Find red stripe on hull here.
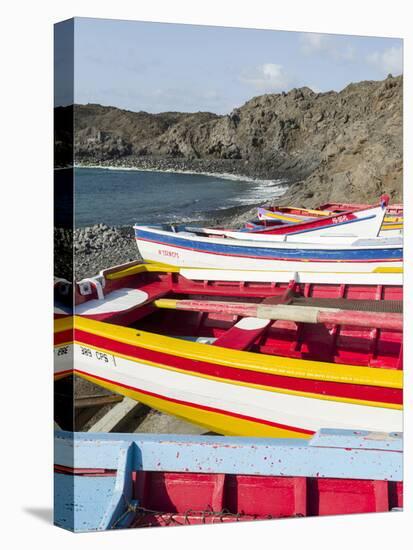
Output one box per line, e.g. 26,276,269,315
74,329,401,405
73,367,313,436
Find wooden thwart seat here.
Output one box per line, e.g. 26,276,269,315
212,317,271,351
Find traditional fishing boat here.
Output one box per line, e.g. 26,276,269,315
258,195,403,222
257,205,402,235
238,204,389,238
257,205,403,224
319,203,403,235
54,429,403,531
134,224,402,272
248,215,402,237
54,262,403,438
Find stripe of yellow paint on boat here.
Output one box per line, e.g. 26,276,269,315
70,339,402,411
140,260,402,276
55,316,73,333
381,223,403,231
373,266,403,273
71,317,402,390
106,262,179,280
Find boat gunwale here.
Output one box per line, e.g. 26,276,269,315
259,206,403,224
54,315,402,390
59,339,402,410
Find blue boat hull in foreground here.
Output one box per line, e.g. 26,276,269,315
54,429,402,531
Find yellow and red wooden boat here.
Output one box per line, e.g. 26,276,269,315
257,197,403,234
257,205,402,234
319,201,403,218
54,262,403,438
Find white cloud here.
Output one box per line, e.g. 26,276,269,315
300,33,355,61
367,46,403,75
300,33,328,54
240,63,291,92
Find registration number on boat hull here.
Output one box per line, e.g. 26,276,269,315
78,345,117,367
158,249,180,259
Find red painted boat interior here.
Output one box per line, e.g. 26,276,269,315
130,472,403,526
55,466,403,526
62,270,403,370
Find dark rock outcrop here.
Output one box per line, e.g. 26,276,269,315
55,75,402,205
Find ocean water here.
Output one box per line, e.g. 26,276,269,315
74,167,286,227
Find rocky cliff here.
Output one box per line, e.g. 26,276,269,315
56,75,402,205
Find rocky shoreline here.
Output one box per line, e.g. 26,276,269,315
73,224,140,280
75,156,295,185
55,201,259,281
56,75,402,207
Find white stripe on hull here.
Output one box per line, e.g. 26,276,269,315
55,343,402,434
136,239,402,273
179,268,403,285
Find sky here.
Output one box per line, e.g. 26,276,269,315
55,17,403,114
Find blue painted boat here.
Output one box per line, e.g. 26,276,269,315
54,429,403,531
134,224,403,273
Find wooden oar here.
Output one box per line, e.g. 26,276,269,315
154,298,403,331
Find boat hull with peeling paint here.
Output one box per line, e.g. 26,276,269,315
54,429,403,531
